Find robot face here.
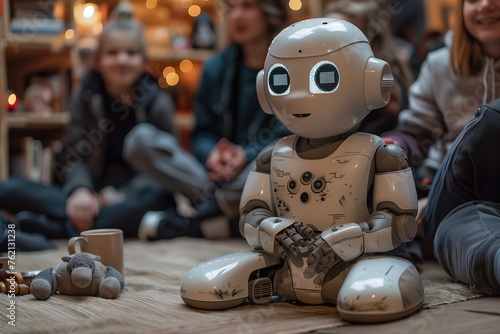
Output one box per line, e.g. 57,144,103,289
258,18,393,139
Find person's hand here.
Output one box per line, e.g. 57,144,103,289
205,141,225,180
66,188,100,232
220,140,246,179
416,197,428,232
206,139,246,182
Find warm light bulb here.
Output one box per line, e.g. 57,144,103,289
7,94,17,106
7,93,18,111
163,66,175,78
146,0,157,10
179,60,193,73
289,0,302,11
83,4,96,18
188,5,201,17
65,29,75,39
74,2,100,26
166,72,180,86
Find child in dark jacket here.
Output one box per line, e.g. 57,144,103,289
0,16,177,250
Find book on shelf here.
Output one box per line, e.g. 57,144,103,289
10,18,64,35
8,0,65,35
10,137,54,184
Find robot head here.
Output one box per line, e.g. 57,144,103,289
257,18,394,138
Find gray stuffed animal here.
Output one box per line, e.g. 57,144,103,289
30,252,124,300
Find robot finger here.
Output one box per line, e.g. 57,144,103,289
315,256,339,274
285,225,305,246
277,233,297,254
295,223,316,240
306,245,325,265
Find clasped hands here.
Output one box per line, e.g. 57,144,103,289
206,138,246,182
276,222,342,274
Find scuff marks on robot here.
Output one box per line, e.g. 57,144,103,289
276,198,290,216
338,295,389,312
209,287,244,300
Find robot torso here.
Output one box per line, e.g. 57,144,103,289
271,132,382,231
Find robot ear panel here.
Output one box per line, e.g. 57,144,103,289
364,57,394,110
256,69,274,115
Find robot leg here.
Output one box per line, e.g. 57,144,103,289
336,256,424,323
180,250,282,310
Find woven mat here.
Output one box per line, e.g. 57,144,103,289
3,238,483,333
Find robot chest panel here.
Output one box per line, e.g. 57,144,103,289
271,152,372,230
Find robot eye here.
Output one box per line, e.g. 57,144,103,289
268,63,290,96
310,61,339,94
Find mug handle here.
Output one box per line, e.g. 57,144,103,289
67,236,88,254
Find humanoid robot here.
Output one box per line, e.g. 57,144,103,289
181,18,424,323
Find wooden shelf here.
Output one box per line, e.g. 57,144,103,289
0,112,70,179
6,111,70,130
4,32,67,50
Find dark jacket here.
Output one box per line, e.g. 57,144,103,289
57,70,176,194
425,98,500,242
191,44,289,165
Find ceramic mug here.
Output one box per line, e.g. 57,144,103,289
67,228,124,275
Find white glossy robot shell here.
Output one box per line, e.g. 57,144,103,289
257,18,394,138
268,18,369,59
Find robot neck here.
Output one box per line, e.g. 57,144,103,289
296,136,343,159
296,128,357,159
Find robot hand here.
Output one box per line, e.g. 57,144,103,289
306,222,367,274
306,238,343,274
275,222,318,258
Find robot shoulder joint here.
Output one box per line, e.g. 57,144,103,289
256,145,274,174
375,144,409,173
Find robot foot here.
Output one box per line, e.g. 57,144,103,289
181,250,282,310
336,256,424,323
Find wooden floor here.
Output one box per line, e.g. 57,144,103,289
321,261,500,334
5,238,500,334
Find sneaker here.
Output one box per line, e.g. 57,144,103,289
138,211,167,241
138,209,202,241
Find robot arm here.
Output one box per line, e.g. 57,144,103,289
312,144,418,264
239,145,282,251
366,143,418,251
318,208,416,263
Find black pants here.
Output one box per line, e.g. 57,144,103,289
0,176,174,238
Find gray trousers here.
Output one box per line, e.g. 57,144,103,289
123,123,253,220
434,201,500,295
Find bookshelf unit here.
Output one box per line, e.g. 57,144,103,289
0,0,73,180
0,0,223,180
0,0,335,181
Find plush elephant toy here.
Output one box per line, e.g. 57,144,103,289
30,252,124,300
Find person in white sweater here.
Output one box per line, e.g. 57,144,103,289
383,0,500,240
384,0,500,183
